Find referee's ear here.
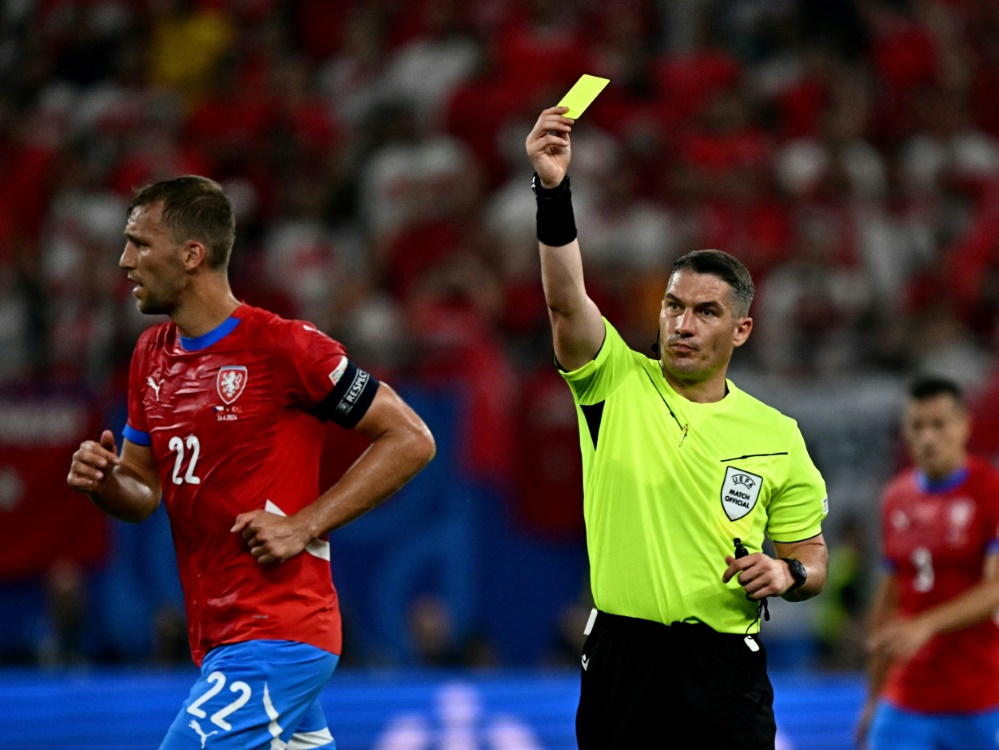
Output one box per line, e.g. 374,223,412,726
732,316,753,348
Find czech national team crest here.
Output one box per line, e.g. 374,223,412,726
720,466,763,521
217,365,248,405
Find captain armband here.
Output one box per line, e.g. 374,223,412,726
533,172,577,247
313,361,380,428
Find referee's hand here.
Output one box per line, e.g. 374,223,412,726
525,106,573,189
722,553,795,600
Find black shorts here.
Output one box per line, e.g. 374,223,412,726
576,611,776,750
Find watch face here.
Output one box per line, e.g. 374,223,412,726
784,558,806,589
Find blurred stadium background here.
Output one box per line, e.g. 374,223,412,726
2,0,999,746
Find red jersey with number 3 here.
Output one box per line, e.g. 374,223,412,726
880,457,999,712
125,304,377,666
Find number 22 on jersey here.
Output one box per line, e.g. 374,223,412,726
169,434,202,485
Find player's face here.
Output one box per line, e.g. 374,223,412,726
903,394,970,480
658,271,752,386
120,201,188,315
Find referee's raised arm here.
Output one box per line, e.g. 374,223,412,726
525,106,605,372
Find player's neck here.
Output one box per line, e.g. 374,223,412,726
171,277,241,339
921,457,968,484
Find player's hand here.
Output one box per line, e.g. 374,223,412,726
67,429,121,495
231,510,310,566
722,553,795,600
525,106,574,188
868,617,934,662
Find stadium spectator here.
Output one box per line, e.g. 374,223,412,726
35,559,94,667
374,0,480,128
66,176,435,748
857,376,999,749
146,0,235,109
754,209,872,376
406,593,498,668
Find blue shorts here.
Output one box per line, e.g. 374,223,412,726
160,640,338,750
869,701,999,750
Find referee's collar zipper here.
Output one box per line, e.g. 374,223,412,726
642,370,688,446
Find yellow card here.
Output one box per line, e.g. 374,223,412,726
557,75,610,119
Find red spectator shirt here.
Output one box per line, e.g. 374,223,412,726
880,457,999,713
124,304,378,666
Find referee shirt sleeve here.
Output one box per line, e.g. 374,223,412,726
767,423,828,543
559,318,635,405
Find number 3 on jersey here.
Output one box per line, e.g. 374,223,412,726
911,546,935,592
169,434,202,485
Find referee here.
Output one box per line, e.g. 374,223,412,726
526,107,829,750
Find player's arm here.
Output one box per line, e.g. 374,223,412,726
525,106,605,371
233,383,435,565
302,383,435,534
870,552,999,662
67,429,161,523
855,572,899,747
722,533,828,602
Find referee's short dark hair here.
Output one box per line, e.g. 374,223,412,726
909,374,965,406
128,175,236,271
670,249,755,317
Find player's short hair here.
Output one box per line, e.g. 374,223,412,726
669,249,755,317
128,176,236,270
908,375,965,406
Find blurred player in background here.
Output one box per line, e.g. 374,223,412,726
67,176,435,750
526,106,828,749
857,376,999,749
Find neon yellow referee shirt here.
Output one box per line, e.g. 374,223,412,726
561,319,828,634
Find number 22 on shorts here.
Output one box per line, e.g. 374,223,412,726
187,671,251,731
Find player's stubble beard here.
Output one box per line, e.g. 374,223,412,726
136,273,185,317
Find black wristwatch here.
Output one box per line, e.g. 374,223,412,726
780,557,807,593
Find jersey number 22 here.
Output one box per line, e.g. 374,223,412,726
169,434,202,485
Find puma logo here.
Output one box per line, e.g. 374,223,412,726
189,720,218,748
147,376,164,401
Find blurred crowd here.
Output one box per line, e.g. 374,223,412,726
4,0,999,387
3,0,999,668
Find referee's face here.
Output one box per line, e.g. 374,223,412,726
659,270,752,388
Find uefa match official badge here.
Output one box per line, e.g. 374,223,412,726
217,365,248,404
720,466,763,521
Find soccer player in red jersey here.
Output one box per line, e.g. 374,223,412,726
857,376,999,749
67,176,435,749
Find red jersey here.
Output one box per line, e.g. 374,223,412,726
125,304,378,666
880,457,999,713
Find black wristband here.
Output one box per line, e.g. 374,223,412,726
533,172,577,247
